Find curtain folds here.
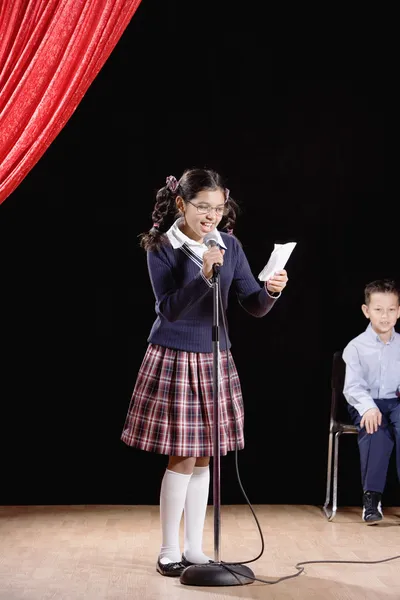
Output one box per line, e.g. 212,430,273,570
0,0,142,205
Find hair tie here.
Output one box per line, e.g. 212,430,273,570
152,223,159,228
226,228,233,235
166,175,179,193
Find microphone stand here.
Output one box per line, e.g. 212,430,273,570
180,266,255,587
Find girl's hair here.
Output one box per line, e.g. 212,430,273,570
139,168,239,251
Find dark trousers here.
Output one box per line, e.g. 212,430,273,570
348,398,400,493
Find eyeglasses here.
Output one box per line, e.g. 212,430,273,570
187,200,229,217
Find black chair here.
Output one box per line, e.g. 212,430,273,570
323,350,358,520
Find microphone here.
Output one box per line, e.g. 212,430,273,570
204,231,222,275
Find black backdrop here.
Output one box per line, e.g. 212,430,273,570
1,3,396,508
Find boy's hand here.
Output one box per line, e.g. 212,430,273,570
360,407,382,434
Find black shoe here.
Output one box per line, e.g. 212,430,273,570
362,491,383,524
156,557,186,577
181,553,214,567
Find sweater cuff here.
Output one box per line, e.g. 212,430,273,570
265,284,281,299
200,269,214,288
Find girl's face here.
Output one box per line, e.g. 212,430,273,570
177,189,227,243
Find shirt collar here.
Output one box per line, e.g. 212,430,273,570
165,217,227,250
366,322,396,344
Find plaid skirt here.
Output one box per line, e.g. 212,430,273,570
121,344,244,456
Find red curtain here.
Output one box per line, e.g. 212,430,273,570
0,0,142,205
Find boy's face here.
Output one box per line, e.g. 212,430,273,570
362,292,400,336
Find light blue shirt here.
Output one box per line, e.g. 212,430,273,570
343,323,400,416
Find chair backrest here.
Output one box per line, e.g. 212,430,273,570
330,350,353,426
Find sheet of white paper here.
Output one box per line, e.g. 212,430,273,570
258,242,297,281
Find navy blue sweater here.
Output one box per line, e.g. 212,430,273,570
147,233,278,352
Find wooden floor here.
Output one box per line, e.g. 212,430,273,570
0,504,399,600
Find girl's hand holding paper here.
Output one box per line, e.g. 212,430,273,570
266,270,288,294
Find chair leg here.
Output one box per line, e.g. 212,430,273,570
330,432,341,521
323,431,334,519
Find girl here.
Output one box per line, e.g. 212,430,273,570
121,168,288,576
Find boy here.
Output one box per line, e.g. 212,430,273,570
343,279,400,523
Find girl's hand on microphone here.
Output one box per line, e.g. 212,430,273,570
202,248,225,279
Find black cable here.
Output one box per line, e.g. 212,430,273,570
218,285,266,567
216,279,400,585
212,554,400,586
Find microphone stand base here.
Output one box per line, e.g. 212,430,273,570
180,562,255,587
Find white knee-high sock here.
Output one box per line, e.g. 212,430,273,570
159,469,191,563
184,466,212,564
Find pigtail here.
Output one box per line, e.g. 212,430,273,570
139,177,179,251
222,194,240,237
